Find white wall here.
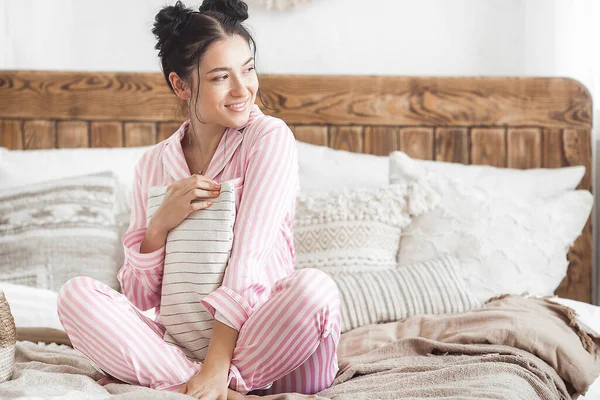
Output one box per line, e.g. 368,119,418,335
2,0,600,300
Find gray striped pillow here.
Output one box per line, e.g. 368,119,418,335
335,255,480,332
146,180,236,361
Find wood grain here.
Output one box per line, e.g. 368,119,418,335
364,127,399,156
0,120,23,149
329,126,363,153
507,128,542,169
0,72,591,128
542,128,565,168
293,126,328,146
91,122,123,148
398,127,434,160
563,129,592,190
124,123,157,147
57,121,89,148
471,128,506,167
435,127,469,163
158,122,182,143
23,120,55,149
258,75,592,127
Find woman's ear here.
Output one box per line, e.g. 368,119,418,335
168,72,191,100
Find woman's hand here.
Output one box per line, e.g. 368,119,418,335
150,174,221,234
179,367,228,399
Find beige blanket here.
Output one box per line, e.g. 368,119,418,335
2,296,598,399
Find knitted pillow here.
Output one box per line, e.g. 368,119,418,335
293,180,439,275
0,291,16,383
146,180,236,361
0,172,120,290
335,255,480,332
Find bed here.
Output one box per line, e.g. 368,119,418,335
0,71,597,399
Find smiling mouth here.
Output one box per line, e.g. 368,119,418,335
225,99,248,112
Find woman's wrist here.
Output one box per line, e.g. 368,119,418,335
140,222,168,254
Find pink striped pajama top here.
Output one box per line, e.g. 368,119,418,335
117,104,300,332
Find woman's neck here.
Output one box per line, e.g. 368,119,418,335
183,120,227,174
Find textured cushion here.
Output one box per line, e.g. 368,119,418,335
146,180,236,361
335,255,480,332
390,152,593,302
293,181,439,275
0,172,120,291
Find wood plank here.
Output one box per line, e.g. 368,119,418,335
471,128,506,167
398,127,434,160
0,72,591,128
507,128,542,169
0,120,23,149
23,120,55,149
435,127,469,163
158,122,182,143
91,122,123,148
364,126,399,156
557,218,592,303
124,122,157,147
542,128,565,168
293,126,328,146
57,121,89,148
258,75,592,127
563,129,592,190
329,126,363,153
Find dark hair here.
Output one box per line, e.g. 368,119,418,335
152,0,261,118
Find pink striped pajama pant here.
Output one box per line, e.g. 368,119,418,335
56,268,341,394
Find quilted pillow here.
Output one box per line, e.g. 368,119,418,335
390,152,593,302
0,172,120,291
335,255,480,332
146,180,236,362
294,180,439,275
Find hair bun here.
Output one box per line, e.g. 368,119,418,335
199,0,249,23
152,1,193,57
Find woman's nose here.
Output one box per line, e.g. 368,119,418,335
230,76,249,98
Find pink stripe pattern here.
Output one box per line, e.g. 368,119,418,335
57,105,341,394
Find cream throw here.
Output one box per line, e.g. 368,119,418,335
147,180,236,361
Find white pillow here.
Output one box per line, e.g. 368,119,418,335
0,146,150,218
391,153,593,302
390,151,585,197
296,141,388,191
0,282,62,330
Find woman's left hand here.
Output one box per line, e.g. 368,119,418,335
179,367,229,399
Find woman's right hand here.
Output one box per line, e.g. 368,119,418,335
149,174,221,234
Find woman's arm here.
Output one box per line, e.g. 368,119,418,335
200,120,299,331
118,159,166,311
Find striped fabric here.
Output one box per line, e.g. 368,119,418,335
335,255,480,332
117,105,300,333
146,181,236,361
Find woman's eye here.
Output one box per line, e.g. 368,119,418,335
246,66,255,73
214,75,228,81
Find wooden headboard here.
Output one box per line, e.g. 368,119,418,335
0,71,593,303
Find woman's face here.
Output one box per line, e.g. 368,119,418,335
190,35,258,129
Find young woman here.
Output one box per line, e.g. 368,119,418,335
56,1,341,399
